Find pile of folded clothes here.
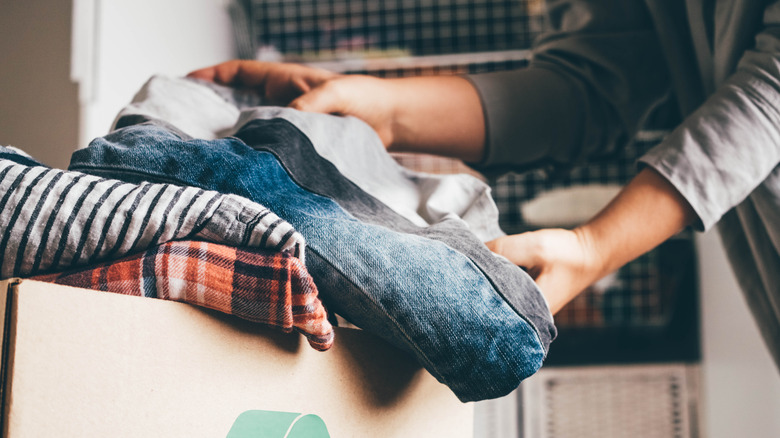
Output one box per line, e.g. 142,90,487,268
0,76,555,402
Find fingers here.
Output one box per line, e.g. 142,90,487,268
263,74,317,105
188,61,340,106
186,60,238,84
187,60,269,87
186,66,217,81
289,82,343,115
189,64,396,148
488,233,566,313
292,76,313,94
217,60,265,87
487,229,605,314
189,60,348,114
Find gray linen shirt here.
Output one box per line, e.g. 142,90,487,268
468,0,780,367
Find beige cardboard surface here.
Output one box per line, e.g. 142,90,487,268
0,279,472,437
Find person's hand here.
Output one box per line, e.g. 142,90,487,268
288,74,401,147
485,228,607,314
188,60,400,146
188,60,338,106
486,168,698,315
189,60,486,160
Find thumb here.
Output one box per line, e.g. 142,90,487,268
187,60,246,85
486,233,544,268
187,66,217,82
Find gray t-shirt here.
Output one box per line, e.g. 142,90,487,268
467,0,780,368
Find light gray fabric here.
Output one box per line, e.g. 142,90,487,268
717,165,780,368
113,76,241,139
114,75,506,242
468,0,780,367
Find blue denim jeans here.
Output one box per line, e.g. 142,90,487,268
71,121,554,402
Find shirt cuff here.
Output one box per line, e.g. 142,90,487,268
638,138,714,232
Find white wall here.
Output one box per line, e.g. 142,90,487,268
77,0,237,146
697,230,780,437
0,0,236,164
0,0,80,168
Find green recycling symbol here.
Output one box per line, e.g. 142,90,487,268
226,410,331,438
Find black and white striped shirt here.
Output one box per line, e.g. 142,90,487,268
0,159,305,278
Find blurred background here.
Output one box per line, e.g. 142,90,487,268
1,1,779,436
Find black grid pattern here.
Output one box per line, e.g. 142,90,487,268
490,137,657,235
244,0,545,60
234,0,697,330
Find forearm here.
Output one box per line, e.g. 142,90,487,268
576,167,697,285
386,76,486,162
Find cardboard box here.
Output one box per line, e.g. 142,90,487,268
0,279,472,437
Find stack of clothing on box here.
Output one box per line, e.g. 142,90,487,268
0,76,555,402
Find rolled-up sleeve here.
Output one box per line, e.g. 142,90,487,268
466,0,670,173
640,2,780,231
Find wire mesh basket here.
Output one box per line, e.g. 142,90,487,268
522,364,700,438
234,0,546,61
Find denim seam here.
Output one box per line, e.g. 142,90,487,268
426,232,547,357
266,154,535,379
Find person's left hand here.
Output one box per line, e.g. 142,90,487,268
486,168,697,315
188,60,338,106
188,60,413,148
485,228,606,314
